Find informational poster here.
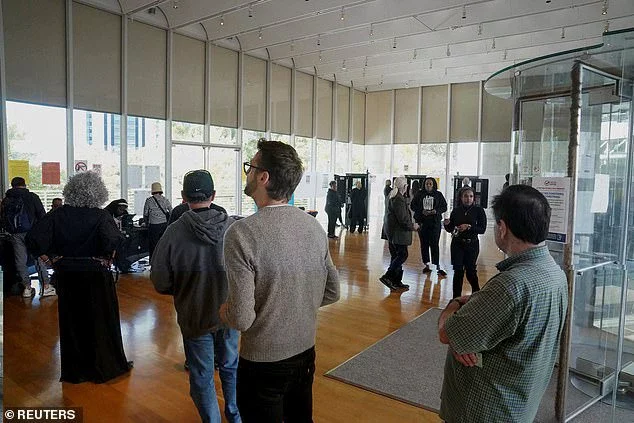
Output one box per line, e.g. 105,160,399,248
134,190,150,218
145,166,161,188
74,160,88,173
41,162,61,185
128,165,142,189
92,164,102,176
533,177,571,243
8,160,30,184
590,174,610,213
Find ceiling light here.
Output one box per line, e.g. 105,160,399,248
319,51,322,62
258,28,262,40
342,60,347,71
601,0,608,15
503,49,508,60
545,0,551,3
561,27,565,39
413,49,418,60
492,38,496,49
364,56,368,67
444,68,448,76
604,20,610,33
405,81,409,88
369,24,374,37
477,23,483,35
290,40,295,52
363,68,366,77
248,4,253,18
220,15,224,26
393,38,397,49
172,0,179,9
429,58,433,69
317,34,321,46
340,7,345,21
462,5,466,19
446,45,451,57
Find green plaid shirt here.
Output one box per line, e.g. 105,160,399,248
440,245,568,423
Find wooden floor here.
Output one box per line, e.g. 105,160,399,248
4,221,504,422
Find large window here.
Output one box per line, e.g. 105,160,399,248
172,121,204,142
210,125,238,145
171,144,204,206
314,139,332,224
392,144,418,176
335,141,349,174
270,133,291,144
448,142,478,207
73,109,121,200
420,143,448,195
351,144,365,172
365,145,391,219
241,130,265,216
208,147,238,215
293,136,313,210
127,117,165,215
7,102,67,210
480,141,511,196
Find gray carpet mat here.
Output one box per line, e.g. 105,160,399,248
325,307,633,422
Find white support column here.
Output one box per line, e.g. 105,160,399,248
390,89,395,177
290,66,296,147
66,0,75,182
311,73,318,210
348,84,353,172
165,30,173,201
477,80,483,176
120,14,128,200
236,51,244,215
331,80,337,175
445,84,451,204
0,0,8,192
417,86,422,174
204,41,211,171
265,59,271,139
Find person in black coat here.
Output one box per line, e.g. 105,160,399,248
349,181,367,233
443,186,487,298
325,181,340,239
411,177,448,276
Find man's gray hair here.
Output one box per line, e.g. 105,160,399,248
63,171,109,208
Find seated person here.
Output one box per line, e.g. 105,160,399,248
104,199,129,231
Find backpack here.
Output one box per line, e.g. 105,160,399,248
3,195,32,233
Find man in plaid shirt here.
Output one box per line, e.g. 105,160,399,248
438,185,568,422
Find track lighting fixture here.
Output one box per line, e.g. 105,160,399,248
492,38,496,49
477,23,483,36
446,45,451,57
342,60,346,71
290,40,295,52
546,0,551,3
413,49,417,60
319,51,322,62
604,20,610,33
317,34,321,46
248,4,253,18
462,5,466,19
369,24,374,37
429,58,433,69
258,28,262,40
561,27,565,39
172,0,179,9
503,49,508,60
364,56,368,67
340,7,345,21
601,0,608,15
220,15,224,26
393,38,397,49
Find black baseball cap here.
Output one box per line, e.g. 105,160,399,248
183,170,215,199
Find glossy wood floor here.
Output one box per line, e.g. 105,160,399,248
4,221,504,422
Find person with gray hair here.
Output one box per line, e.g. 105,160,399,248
380,176,419,291
26,171,132,383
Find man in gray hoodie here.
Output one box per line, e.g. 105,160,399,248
151,170,240,423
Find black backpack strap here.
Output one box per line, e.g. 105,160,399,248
152,196,170,219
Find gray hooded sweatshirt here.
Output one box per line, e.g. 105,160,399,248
150,207,234,339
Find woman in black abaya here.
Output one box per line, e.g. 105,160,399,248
27,171,132,383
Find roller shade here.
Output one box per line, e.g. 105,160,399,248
4,0,66,106
73,3,121,113
335,84,349,142
295,71,313,137
450,82,479,142
210,45,238,128
421,85,448,143
316,78,332,140
243,55,266,131
365,90,392,145
128,21,166,119
172,34,205,124
482,83,512,142
394,88,419,144
352,89,365,145
271,63,291,134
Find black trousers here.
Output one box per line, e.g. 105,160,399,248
387,242,409,278
418,222,441,265
326,210,338,236
350,217,364,233
450,239,480,298
237,347,316,423
148,222,168,260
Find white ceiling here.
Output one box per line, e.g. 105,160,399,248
84,0,634,91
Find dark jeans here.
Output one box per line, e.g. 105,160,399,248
387,242,409,278
350,217,364,233
450,239,480,298
237,347,316,423
148,222,168,260
326,210,338,236
418,222,441,266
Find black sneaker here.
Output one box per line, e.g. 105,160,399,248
328,234,339,239
391,282,410,291
422,266,432,274
438,269,447,277
379,275,395,290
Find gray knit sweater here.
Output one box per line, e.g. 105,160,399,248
223,205,340,362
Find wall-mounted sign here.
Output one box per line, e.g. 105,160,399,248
533,177,571,243
8,160,29,184
42,162,61,185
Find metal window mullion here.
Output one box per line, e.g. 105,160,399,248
348,84,353,173
331,81,337,175
390,89,395,177
290,65,296,147
165,30,173,201
265,59,271,139
120,14,128,200
311,72,318,210
236,51,244,215
477,81,483,176
445,84,451,204
66,0,75,182
0,0,8,192
204,41,211,146
416,86,422,174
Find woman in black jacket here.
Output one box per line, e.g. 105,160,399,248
411,177,448,276
443,186,487,298
380,176,419,291
325,181,341,239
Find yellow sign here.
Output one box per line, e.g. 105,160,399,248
8,160,30,185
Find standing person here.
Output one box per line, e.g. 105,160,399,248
349,181,366,233
104,199,129,231
380,176,419,292
50,198,63,211
438,185,567,422
411,177,448,277
325,180,340,239
383,179,392,198
443,186,487,299
26,171,132,383
1,176,56,298
503,173,510,191
151,170,240,423
220,140,340,423
143,182,172,260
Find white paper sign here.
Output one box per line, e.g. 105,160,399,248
128,165,143,189
533,177,571,243
590,174,609,213
145,166,161,188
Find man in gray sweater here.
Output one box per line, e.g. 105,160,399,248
151,170,240,423
220,140,340,422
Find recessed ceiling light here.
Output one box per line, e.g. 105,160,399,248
393,38,397,49
220,15,224,26
340,7,345,21
462,5,466,19
602,0,608,15
258,28,262,40
248,4,253,18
